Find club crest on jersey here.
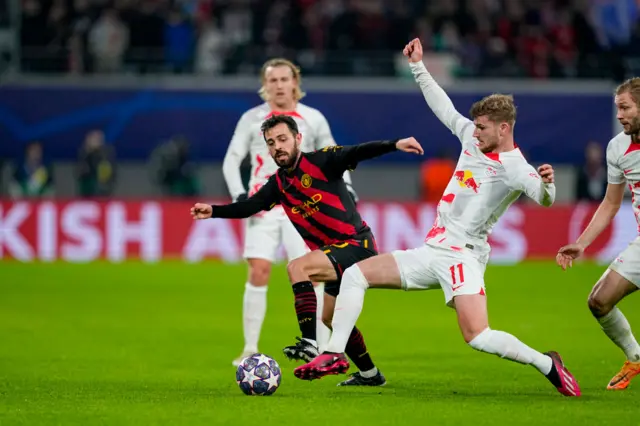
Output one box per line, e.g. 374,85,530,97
301,174,313,188
454,170,480,193
485,167,497,176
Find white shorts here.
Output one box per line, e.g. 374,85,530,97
243,208,309,263
609,236,640,288
392,244,487,308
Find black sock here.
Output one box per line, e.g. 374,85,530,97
546,363,561,388
345,326,375,372
292,281,316,342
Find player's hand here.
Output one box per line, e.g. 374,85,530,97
538,164,554,184
403,38,423,63
396,137,424,155
190,203,213,220
556,243,586,270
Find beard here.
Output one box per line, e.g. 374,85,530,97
478,137,499,153
274,146,300,168
623,116,640,137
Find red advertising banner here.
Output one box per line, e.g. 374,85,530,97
0,200,637,264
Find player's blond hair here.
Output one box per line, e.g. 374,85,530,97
258,58,306,102
616,77,640,106
469,94,517,128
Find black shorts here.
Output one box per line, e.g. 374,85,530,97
322,233,378,297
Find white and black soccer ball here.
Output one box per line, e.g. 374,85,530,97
235,353,282,396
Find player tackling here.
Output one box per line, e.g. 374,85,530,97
294,38,581,397
223,58,356,366
194,114,425,386
556,78,640,390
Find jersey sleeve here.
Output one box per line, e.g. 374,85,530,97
606,142,625,184
409,61,475,144
317,140,398,177
222,112,252,200
211,175,279,219
505,160,556,207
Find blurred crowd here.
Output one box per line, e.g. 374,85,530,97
19,0,640,78
4,133,616,202
6,132,200,198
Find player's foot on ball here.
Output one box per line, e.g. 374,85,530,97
543,351,581,397
607,360,640,390
282,337,319,362
337,370,386,387
294,352,349,380
232,350,256,367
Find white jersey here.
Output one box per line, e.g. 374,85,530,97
410,61,556,259
222,102,352,201
606,131,640,231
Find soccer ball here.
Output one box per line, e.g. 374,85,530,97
235,353,282,396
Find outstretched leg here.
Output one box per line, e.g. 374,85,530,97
455,294,580,397
321,292,385,386
294,253,403,380
588,268,640,390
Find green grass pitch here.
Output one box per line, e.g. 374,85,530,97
1,260,639,425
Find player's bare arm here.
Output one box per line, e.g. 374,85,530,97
556,182,626,270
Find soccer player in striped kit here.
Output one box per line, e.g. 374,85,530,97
193,115,424,386
222,58,357,366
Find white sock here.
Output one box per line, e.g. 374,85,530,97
326,265,369,353
242,283,267,353
598,307,640,362
360,367,378,378
468,328,553,375
314,284,330,352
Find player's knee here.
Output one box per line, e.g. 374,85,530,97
588,292,612,318
248,262,271,286
342,265,370,290
286,258,305,280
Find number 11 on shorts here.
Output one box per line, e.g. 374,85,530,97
449,263,465,284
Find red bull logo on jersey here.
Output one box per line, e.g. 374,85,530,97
454,170,480,193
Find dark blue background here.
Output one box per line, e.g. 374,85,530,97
0,86,612,164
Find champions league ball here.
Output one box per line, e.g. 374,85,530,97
236,353,282,396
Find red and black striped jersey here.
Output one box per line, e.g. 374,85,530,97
211,139,398,250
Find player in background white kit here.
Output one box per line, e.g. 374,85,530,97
557,78,640,390
223,58,357,366
294,38,581,397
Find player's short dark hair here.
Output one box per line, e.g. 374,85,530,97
260,115,299,140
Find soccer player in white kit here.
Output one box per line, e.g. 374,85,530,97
294,38,581,397
223,58,357,366
556,78,640,390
